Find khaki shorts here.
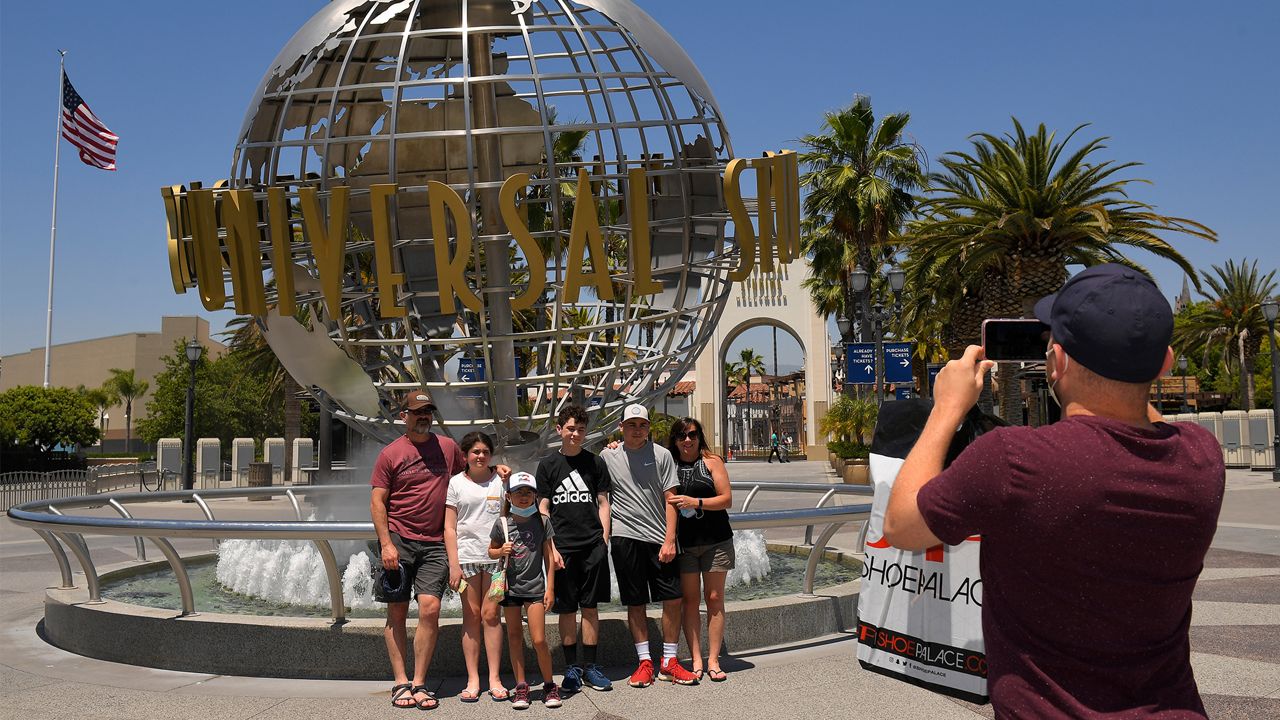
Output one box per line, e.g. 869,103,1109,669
677,538,735,573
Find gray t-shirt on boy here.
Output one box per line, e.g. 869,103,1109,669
491,515,554,597
602,441,678,545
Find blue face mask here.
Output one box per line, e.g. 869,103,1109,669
509,503,538,517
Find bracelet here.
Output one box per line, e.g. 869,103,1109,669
698,498,703,510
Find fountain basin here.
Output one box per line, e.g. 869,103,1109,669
43,545,861,680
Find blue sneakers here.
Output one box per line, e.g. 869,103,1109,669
561,665,583,694
582,664,613,691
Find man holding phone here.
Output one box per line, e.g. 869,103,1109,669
883,264,1224,718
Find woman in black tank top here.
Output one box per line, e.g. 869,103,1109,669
665,418,733,681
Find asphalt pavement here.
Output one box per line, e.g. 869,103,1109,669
1,460,1276,719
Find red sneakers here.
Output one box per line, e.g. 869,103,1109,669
628,658,655,688
658,657,700,685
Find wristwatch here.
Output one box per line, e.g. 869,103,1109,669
698,498,703,510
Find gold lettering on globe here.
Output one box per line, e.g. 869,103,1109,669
161,152,800,318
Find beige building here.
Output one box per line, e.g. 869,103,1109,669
1,316,226,449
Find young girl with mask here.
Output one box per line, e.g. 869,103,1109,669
490,472,561,709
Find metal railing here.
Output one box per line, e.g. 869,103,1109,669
0,470,89,511
7,482,872,623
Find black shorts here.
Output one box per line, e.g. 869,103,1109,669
610,536,681,607
500,594,545,608
553,542,612,613
373,533,448,601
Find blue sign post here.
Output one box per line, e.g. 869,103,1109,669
895,387,916,401
883,342,915,384
845,343,876,385
458,358,486,382
927,363,944,393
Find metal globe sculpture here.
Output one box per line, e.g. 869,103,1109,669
161,0,801,459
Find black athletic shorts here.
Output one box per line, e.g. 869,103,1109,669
500,593,545,608
610,536,680,607
552,542,612,613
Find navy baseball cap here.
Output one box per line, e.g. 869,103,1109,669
1032,263,1172,383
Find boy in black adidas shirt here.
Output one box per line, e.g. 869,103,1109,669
536,404,613,692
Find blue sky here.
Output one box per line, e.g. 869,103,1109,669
2,1,1276,367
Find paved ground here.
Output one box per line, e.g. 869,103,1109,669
2,460,1277,719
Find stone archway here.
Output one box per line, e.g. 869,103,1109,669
691,263,833,458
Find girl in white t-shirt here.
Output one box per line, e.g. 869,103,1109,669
445,431,507,701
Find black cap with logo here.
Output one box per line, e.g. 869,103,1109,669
1033,263,1172,384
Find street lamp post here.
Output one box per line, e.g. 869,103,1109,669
183,341,204,492
835,314,852,397
851,264,906,404
1178,355,1189,413
1261,299,1279,482
99,412,109,450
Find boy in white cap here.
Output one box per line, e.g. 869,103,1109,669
601,404,699,687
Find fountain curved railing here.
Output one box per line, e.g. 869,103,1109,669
7,482,873,622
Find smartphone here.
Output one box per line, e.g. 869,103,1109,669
982,319,1050,362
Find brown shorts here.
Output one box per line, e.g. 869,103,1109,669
677,538,735,573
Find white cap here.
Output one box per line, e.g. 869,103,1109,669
621,404,650,422
507,471,537,493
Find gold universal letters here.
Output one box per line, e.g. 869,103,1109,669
499,173,547,311
160,149,800,315
369,184,405,318
221,189,269,316
427,181,482,314
562,169,614,304
298,186,349,320
266,187,296,316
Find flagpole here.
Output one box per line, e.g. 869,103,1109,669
43,50,66,388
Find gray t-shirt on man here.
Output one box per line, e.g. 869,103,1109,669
602,441,678,545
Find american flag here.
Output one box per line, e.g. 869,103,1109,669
61,71,118,171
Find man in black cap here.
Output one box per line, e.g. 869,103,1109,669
883,264,1225,718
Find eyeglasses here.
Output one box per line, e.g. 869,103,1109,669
406,407,436,416
676,431,699,440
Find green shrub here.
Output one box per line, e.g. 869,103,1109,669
828,439,870,460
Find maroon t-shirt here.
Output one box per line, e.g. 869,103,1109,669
917,416,1224,718
370,434,466,542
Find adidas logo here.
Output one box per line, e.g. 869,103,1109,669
553,471,593,504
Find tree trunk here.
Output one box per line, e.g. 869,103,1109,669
997,362,1024,424
283,373,301,482
1239,332,1255,411
125,401,133,455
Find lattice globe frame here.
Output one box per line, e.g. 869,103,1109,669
219,0,738,453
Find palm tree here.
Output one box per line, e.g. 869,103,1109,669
798,95,926,339
1174,259,1277,410
103,369,149,455
76,386,112,448
906,119,1217,421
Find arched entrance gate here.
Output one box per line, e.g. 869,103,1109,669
691,263,834,459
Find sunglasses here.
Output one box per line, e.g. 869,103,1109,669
406,407,436,416
676,430,700,440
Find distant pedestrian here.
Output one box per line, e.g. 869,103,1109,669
602,404,700,687
766,431,786,463
666,418,734,682
490,472,562,709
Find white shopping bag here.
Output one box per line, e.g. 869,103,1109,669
855,399,989,703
